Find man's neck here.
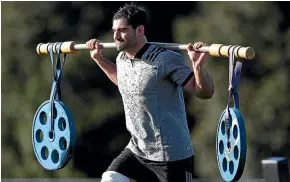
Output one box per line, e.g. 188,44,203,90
125,38,147,59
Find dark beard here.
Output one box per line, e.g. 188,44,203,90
117,41,136,52
116,42,126,51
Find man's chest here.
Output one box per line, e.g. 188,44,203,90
117,60,159,94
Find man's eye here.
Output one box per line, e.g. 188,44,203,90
112,28,126,33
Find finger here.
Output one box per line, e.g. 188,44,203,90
87,39,93,49
194,41,206,49
200,42,207,47
87,39,92,49
193,42,202,50
187,43,194,51
193,42,198,50
94,39,102,49
95,41,101,49
90,39,97,49
196,42,203,49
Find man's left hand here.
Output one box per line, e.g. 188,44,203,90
186,41,209,68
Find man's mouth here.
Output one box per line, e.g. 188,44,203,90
116,40,124,43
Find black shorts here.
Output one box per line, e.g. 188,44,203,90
106,148,194,182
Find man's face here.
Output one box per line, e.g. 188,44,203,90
112,18,137,51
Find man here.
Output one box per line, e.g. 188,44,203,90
86,3,214,182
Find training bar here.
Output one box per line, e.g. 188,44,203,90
36,41,255,60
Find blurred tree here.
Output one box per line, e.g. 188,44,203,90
1,1,124,178
2,1,289,180
173,1,290,179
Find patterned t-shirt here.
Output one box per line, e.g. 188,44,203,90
116,43,195,162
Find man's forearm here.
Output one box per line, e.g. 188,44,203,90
192,64,214,99
94,57,118,86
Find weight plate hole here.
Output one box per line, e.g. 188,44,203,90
51,150,59,163
219,140,224,155
222,158,227,172
39,112,47,125
221,121,225,135
233,125,238,139
41,146,49,160
35,129,43,143
49,131,54,140
59,137,67,150
227,141,231,149
229,161,234,174
58,117,66,131
234,146,239,160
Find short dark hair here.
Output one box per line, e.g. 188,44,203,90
113,3,148,31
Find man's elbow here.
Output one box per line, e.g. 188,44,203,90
205,89,214,99
197,88,214,100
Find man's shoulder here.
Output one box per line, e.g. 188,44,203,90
164,49,184,59
145,44,184,63
155,47,185,63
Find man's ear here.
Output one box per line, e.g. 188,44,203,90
136,25,145,36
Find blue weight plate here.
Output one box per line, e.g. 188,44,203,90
216,107,247,182
32,100,76,170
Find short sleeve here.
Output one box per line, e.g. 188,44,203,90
163,51,193,86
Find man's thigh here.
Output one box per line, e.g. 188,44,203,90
145,155,195,182
105,148,159,182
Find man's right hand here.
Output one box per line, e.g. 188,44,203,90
86,39,103,61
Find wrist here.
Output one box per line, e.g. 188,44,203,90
192,63,204,71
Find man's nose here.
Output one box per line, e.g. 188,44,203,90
114,31,120,40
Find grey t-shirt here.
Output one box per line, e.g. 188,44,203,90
116,43,195,162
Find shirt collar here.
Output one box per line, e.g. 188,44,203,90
134,43,150,59
122,43,151,60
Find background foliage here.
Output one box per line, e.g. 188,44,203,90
2,1,290,180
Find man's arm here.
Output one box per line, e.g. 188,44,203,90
93,57,118,86
86,39,118,86
184,41,214,99
184,65,214,99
